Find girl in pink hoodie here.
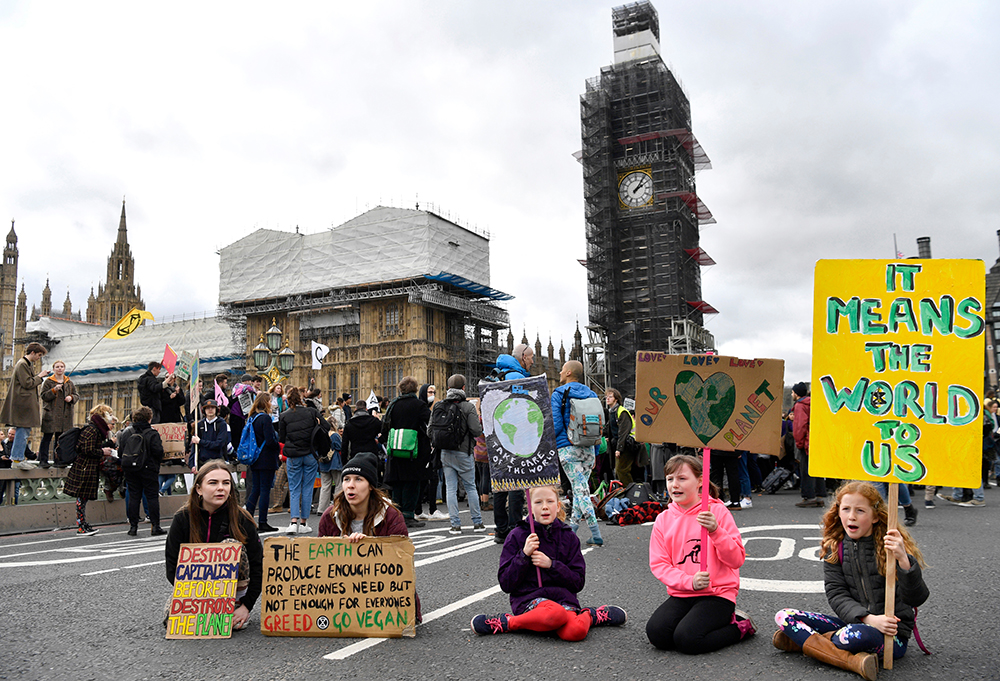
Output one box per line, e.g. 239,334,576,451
646,454,756,654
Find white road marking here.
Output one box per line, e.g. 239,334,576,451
323,584,505,661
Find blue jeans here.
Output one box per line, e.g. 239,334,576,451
246,469,276,524
875,481,911,506
737,451,752,498
12,427,29,461
286,455,318,521
441,449,482,526
159,474,176,495
951,483,984,502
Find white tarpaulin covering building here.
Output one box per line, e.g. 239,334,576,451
37,316,241,386
219,206,495,304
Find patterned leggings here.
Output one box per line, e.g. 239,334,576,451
509,598,592,642
558,445,598,528
775,609,908,659
75,498,88,529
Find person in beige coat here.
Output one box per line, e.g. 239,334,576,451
0,342,50,470
40,359,78,468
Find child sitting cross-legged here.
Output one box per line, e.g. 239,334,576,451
471,485,626,640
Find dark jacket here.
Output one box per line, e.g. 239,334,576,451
189,417,229,468
249,413,280,471
825,534,929,640
382,392,432,483
342,411,384,459
159,384,186,423
137,370,164,413
120,420,165,474
40,377,78,433
164,505,264,612
551,381,599,451
64,415,113,500
432,387,483,455
278,405,322,458
495,354,530,380
499,517,586,615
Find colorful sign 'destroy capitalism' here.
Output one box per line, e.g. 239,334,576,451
811,259,985,487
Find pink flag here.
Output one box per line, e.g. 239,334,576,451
162,344,177,373
215,382,229,408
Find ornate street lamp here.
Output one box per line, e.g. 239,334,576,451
253,318,294,388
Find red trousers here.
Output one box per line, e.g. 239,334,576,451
508,599,592,642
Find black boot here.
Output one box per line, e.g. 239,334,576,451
127,526,138,537
150,526,166,537
903,504,917,526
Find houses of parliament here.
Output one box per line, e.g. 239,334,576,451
0,201,143,375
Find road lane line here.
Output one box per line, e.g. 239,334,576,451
414,538,494,567
323,584,504,661
123,559,165,570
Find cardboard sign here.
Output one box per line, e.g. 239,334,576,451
634,352,785,456
261,536,416,638
153,422,187,456
166,543,242,639
478,375,558,491
175,350,195,382
811,259,985,487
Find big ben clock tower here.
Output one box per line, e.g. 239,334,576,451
581,1,717,394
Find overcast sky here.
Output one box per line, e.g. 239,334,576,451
3,1,998,384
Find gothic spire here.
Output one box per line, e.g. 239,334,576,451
117,199,128,244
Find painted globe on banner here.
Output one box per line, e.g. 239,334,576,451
493,397,544,458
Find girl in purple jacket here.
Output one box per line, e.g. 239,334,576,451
471,486,627,641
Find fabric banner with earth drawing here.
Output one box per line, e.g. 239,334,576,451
478,375,559,491
634,352,785,456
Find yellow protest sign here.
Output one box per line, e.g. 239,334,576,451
634,352,785,456
261,536,416,638
166,543,242,639
811,259,985,487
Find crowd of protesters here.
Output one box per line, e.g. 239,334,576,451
4,340,988,675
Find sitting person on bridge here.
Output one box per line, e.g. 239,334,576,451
317,453,422,623
646,454,756,654
773,481,929,680
471,485,626,640
165,460,263,631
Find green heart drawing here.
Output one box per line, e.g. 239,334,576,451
673,371,737,445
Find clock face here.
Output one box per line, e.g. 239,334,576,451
618,170,654,209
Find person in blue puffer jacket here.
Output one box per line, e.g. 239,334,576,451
551,360,604,546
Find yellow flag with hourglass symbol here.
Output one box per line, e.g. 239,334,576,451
103,307,155,339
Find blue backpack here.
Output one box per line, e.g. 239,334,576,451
236,414,267,465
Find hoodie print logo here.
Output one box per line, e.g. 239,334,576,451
678,538,701,565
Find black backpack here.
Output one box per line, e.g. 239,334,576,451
428,399,468,451
120,427,150,473
481,367,506,383
57,427,82,465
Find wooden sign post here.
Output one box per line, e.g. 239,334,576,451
811,259,985,669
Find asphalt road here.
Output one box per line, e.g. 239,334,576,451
1,486,997,681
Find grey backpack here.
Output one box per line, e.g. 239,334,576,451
564,394,605,447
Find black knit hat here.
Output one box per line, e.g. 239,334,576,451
341,454,378,488
792,382,808,397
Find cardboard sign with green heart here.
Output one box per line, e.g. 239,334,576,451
634,352,785,456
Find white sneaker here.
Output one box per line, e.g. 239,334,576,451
414,513,430,521
740,497,753,509
284,523,299,534
13,460,37,470
296,523,312,534
429,510,450,521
